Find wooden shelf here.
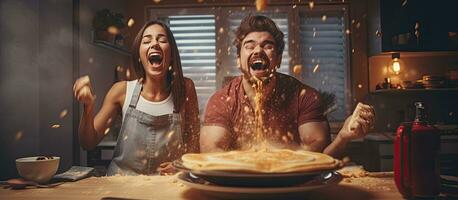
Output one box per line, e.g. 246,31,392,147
91,31,130,56
372,88,458,94
370,51,458,58
92,39,131,56
97,140,116,147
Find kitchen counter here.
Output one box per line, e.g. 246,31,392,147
0,173,403,200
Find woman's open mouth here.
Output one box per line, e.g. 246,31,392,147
148,52,163,67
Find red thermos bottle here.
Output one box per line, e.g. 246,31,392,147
394,102,441,198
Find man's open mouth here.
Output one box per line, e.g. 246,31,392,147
249,55,270,71
148,52,163,65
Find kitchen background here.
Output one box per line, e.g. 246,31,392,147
1,0,457,179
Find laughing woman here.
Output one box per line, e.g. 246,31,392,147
73,21,200,176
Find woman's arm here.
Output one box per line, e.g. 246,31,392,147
74,77,125,150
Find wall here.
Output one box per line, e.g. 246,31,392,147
78,0,130,164
0,0,130,179
79,0,130,110
0,0,74,179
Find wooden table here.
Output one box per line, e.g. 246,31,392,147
0,174,403,200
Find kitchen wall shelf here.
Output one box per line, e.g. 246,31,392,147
91,31,131,56
92,39,131,56
373,88,458,94
97,140,116,147
370,51,458,58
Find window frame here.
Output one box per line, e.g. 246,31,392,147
145,4,352,123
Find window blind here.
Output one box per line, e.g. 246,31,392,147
299,10,347,121
163,15,216,111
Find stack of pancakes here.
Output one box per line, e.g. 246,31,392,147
182,149,341,173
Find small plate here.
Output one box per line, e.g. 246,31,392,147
177,171,341,198
173,159,340,187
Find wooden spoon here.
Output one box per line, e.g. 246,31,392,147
6,178,35,189
4,178,64,189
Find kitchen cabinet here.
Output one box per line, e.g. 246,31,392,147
368,0,458,55
86,141,115,175
361,131,458,174
83,138,120,176
366,89,458,132
362,134,395,172
85,115,121,174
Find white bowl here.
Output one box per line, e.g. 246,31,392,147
15,156,60,184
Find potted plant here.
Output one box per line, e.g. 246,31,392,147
92,9,126,43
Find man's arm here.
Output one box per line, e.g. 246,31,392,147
298,121,331,153
200,125,231,153
325,103,376,157
299,120,351,158
323,128,349,158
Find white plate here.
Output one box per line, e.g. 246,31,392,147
177,171,341,195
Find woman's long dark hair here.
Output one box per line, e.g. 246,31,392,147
131,20,185,112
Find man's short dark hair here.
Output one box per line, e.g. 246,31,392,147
233,15,285,57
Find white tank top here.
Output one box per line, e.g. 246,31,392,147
122,80,174,121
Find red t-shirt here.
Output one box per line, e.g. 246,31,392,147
204,73,326,150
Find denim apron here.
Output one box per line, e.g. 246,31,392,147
107,82,183,176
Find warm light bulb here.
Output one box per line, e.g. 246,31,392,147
392,58,401,74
